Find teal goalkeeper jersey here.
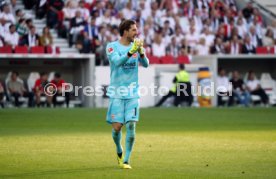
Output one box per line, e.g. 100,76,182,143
106,40,149,99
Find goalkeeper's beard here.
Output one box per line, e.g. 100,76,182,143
128,36,136,43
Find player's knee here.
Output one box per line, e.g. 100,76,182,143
113,126,122,133
112,123,123,132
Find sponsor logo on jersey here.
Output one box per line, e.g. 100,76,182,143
132,53,137,58
122,62,136,69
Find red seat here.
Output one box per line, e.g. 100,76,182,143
269,47,275,54
30,46,45,54
177,55,190,64
0,46,13,53
160,55,174,64
46,46,52,54
148,55,160,64
56,47,60,54
256,47,269,54
14,46,28,54
46,46,60,54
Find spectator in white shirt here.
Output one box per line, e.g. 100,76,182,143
122,1,135,20
150,10,161,31
199,28,215,47
193,8,203,32
4,24,19,47
135,10,145,33
203,18,215,34
227,35,242,54
210,37,226,54
195,37,209,55
236,17,247,38
166,36,179,58
162,20,173,37
140,0,151,21
140,24,154,46
63,0,77,20
235,10,247,27
262,28,274,47
151,1,165,19
246,71,269,105
21,25,40,47
188,18,201,34
0,5,16,24
152,33,166,57
0,4,15,25
161,10,176,30
217,68,231,106
211,10,221,33
69,10,86,47
100,9,115,26
248,15,263,38
0,18,9,38
242,35,256,54
110,26,120,41
15,9,25,22
78,0,90,21
178,12,189,33
185,26,199,49
201,6,209,21
173,26,184,44
248,26,263,47
180,38,192,55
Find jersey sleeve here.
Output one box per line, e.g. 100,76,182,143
106,43,129,67
138,54,149,68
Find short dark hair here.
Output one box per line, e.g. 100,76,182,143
179,64,185,70
18,18,25,24
9,24,15,30
12,71,19,76
54,72,61,78
40,72,47,77
119,19,136,36
29,25,35,30
15,9,21,15
26,19,32,24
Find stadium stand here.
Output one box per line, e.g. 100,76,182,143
0,0,275,62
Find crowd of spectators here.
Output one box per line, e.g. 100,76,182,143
1,0,276,64
19,0,276,65
0,0,53,51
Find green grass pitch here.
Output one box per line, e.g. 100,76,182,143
0,108,276,178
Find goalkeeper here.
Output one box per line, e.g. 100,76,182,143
105,19,149,169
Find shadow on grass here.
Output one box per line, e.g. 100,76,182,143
0,166,118,178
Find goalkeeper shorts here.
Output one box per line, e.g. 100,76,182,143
106,98,140,124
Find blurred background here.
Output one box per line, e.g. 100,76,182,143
0,0,276,108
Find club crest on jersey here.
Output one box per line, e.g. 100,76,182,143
108,47,114,53
132,53,137,58
111,114,115,119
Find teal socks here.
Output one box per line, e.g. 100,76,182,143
123,122,136,163
112,129,123,154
